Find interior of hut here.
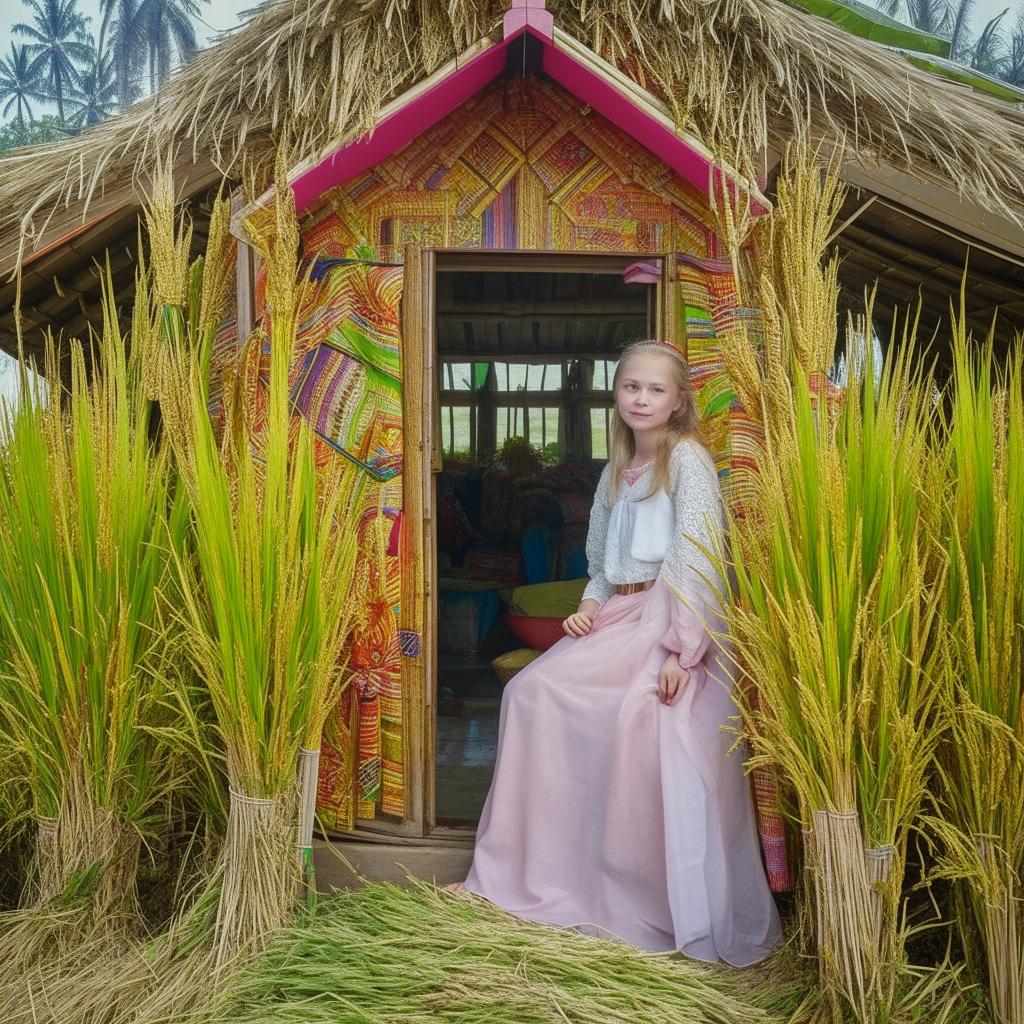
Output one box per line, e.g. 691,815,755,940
432,260,653,824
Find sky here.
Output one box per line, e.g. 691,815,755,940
0,0,254,69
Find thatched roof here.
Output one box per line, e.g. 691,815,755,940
1,0,1023,351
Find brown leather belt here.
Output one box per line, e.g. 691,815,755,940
614,580,655,596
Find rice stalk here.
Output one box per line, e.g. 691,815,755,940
146,152,368,965
710,138,949,1018
0,268,183,1000
188,882,799,1024
927,302,1024,1024
0,150,368,1024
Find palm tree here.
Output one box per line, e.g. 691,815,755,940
943,0,976,61
1003,10,1024,84
969,9,1010,76
138,0,202,94
0,44,49,129
875,0,984,60
876,0,951,36
13,0,93,122
98,0,145,111
66,44,118,129
98,0,204,110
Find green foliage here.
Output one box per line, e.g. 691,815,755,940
0,278,178,907
0,113,67,151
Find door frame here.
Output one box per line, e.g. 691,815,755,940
390,247,674,842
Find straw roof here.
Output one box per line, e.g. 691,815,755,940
4,0,1024,239
1,0,1023,351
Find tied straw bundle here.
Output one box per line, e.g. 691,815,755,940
145,150,370,966
710,139,952,1020
0,273,182,1007
0,151,378,1024
927,305,1024,1024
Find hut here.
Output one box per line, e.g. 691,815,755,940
0,0,1022,880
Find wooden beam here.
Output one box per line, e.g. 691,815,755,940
834,234,1005,311
0,157,225,280
841,160,1024,263
840,221,1021,299
232,191,256,342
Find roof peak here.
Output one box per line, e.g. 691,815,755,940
504,0,554,40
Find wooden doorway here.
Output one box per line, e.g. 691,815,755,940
421,250,666,839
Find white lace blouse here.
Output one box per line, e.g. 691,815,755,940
581,439,726,606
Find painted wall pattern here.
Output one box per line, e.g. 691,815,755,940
229,72,790,886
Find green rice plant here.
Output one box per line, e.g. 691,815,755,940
0,160,367,1024
724,325,948,1019
709,138,953,1019
145,158,368,964
0,274,179,982
927,305,1024,1024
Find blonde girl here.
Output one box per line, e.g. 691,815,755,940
462,340,782,965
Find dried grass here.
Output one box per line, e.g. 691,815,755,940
2,0,1024,272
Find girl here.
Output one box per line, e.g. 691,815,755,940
461,340,782,966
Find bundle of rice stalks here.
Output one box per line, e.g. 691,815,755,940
928,310,1024,1024
724,332,948,1019
185,882,807,1024
146,156,368,966
708,139,951,1019
0,278,178,988
712,137,846,441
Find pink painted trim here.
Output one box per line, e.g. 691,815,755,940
504,0,554,40
291,41,510,213
541,44,767,217
287,18,764,219
623,259,662,284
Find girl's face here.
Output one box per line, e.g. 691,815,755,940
614,351,684,437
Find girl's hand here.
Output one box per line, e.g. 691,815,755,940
563,599,600,637
563,612,593,637
658,653,690,706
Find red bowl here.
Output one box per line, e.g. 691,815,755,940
504,613,566,651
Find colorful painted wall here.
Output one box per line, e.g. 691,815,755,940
235,73,774,872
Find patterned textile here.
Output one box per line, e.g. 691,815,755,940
670,251,792,891
398,629,421,657
310,77,718,267
279,256,407,830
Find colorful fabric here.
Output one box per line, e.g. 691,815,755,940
289,257,407,830
313,76,717,266
672,251,792,892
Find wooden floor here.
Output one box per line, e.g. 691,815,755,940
314,838,473,893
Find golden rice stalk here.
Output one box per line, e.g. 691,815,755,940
927,302,1024,1024
708,134,912,1019
152,151,368,964
719,287,947,1017
0,268,180,1003
763,138,845,378
143,156,193,311
710,135,841,460
198,194,236,347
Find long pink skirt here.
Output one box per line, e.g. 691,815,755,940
464,579,783,966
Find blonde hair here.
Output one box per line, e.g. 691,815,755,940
606,340,708,503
